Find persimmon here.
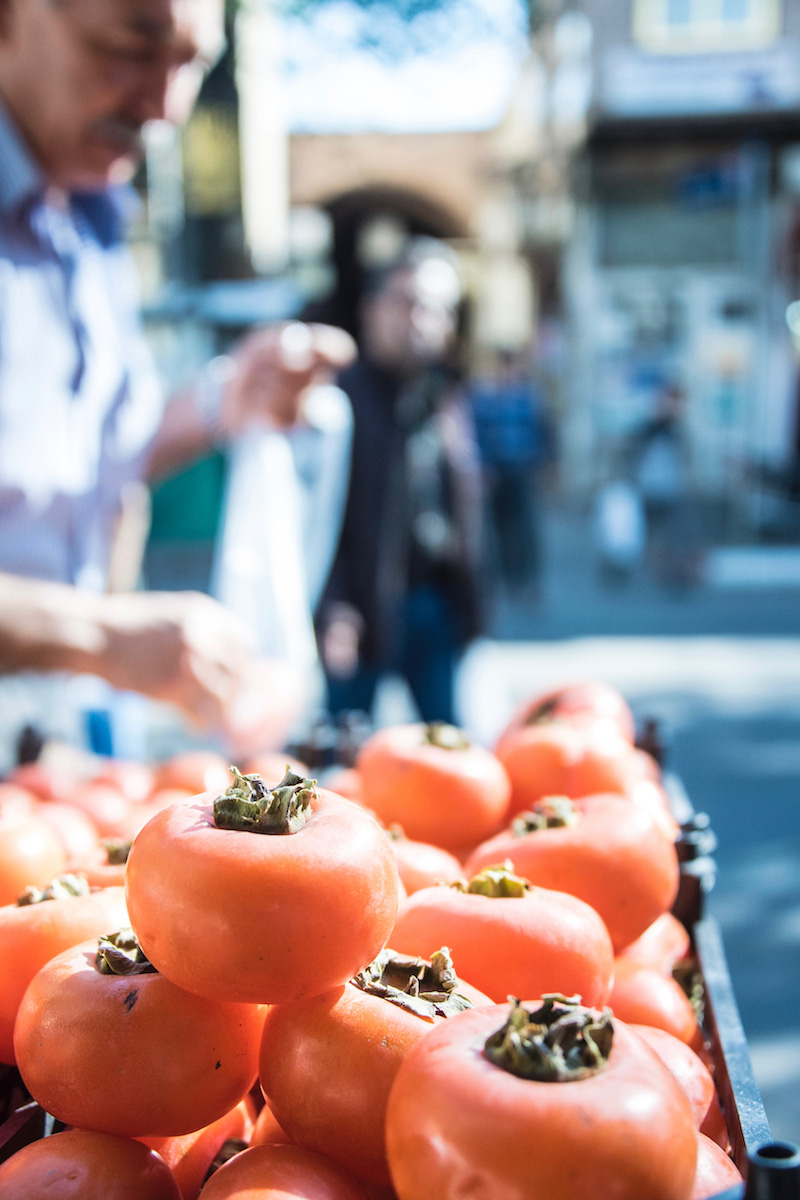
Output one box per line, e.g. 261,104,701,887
390,863,614,1007
251,1101,293,1148
629,1025,727,1147
0,875,128,1064
356,723,511,851
5,760,73,803
38,799,100,862
152,751,232,797
610,957,701,1046
465,794,679,952
197,1143,369,1199
67,780,131,839
141,1097,257,1200
387,828,464,895
690,1133,743,1200
70,838,131,889
258,949,489,1185
125,769,400,1004
322,767,363,805
495,721,647,818
385,996,698,1200
92,759,155,805
0,806,66,906
0,1129,181,1199
620,913,691,976
498,680,637,744
14,931,266,1137
493,722,582,817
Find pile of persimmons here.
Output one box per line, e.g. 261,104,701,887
0,682,745,1199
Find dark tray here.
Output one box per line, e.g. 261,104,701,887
672,773,800,1199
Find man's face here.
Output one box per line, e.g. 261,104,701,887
363,261,460,376
0,0,223,188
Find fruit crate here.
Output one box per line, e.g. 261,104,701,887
0,776,798,1199
670,774,800,1199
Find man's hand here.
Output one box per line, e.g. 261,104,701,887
221,322,356,434
95,591,254,730
0,574,259,732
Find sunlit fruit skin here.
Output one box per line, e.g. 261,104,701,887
498,681,637,744
389,835,464,895
14,939,265,1138
385,1005,697,1200
391,884,614,1007
140,1097,256,1200
356,724,511,851
464,793,679,953
0,808,67,906
258,975,490,1185
610,957,701,1046
0,1129,181,1200
690,1133,743,1200
629,1025,727,1148
0,884,128,1065
619,912,691,976
152,751,232,797
493,723,582,817
125,789,400,1004
197,1143,370,1200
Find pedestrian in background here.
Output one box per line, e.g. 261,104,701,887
318,246,483,725
470,347,554,600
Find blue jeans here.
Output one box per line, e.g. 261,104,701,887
326,586,460,725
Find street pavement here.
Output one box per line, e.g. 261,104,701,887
378,500,800,1142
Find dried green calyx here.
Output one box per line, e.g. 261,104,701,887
512,796,577,836
96,928,158,976
484,995,613,1081
453,861,530,898
102,838,133,866
17,873,90,906
423,722,470,751
352,947,473,1021
213,766,316,835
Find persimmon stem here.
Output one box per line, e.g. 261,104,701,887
102,838,132,866
512,797,577,836
95,929,157,976
352,947,474,1021
484,995,613,1082
213,767,315,835
423,723,470,751
16,874,90,906
453,862,530,898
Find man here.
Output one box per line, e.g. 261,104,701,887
318,249,482,725
0,0,354,735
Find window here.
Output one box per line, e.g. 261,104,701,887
633,0,780,53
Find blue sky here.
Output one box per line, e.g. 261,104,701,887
280,0,529,133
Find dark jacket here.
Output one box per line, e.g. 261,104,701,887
319,357,483,664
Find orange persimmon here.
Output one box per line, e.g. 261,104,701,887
385,996,697,1200
258,949,489,1185
356,723,510,851
125,770,400,1004
465,793,679,953
610,957,701,1047
197,1144,369,1199
390,864,614,1007
14,931,266,1137
0,1129,181,1199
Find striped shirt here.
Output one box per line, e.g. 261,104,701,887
0,101,163,591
